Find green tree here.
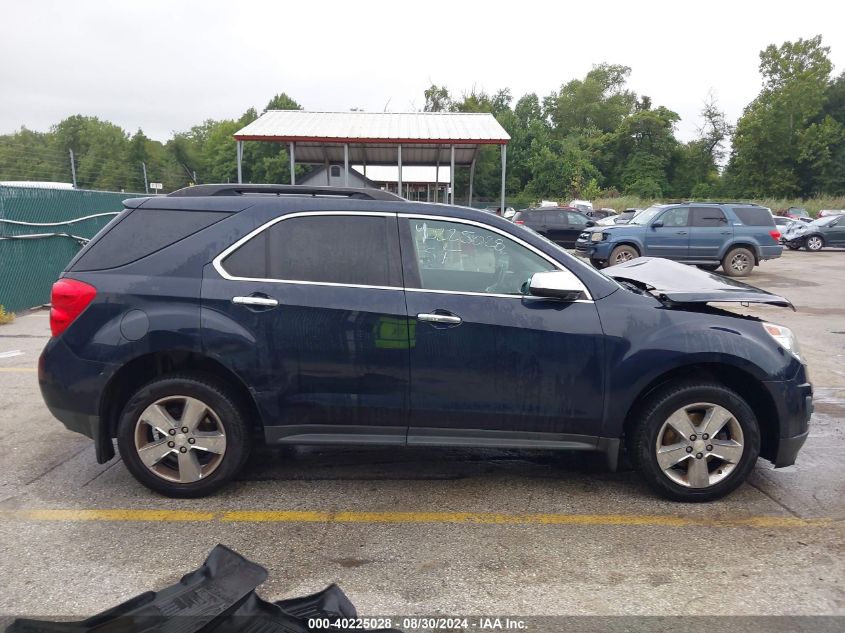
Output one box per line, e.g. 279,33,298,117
423,84,452,112
609,106,681,198
729,35,835,197
544,64,637,137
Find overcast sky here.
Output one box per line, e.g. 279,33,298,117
1,0,843,144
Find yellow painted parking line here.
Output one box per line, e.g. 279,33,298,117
0,367,37,373
0,509,216,522
0,508,835,528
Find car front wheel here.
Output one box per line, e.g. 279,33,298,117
722,247,755,277
117,374,251,498
806,235,824,251
629,382,760,502
608,245,639,266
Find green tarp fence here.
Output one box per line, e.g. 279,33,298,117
0,185,147,313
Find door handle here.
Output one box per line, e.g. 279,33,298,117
417,312,462,325
232,295,279,307
720,231,731,235
676,231,688,235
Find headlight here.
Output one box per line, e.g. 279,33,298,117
763,322,802,360
590,232,605,242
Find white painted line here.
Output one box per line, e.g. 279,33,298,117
0,350,24,359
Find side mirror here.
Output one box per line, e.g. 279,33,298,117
526,270,587,301
585,220,596,227
651,220,664,228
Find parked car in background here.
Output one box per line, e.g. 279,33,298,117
782,207,813,223
781,215,845,251
512,207,595,247
575,202,782,276
569,199,593,214
598,208,642,226
38,184,812,502
485,206,517,220
586,208,617,220
818,209,845,218
773,216,798,244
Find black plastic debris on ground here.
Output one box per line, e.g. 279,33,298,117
6,544,402,633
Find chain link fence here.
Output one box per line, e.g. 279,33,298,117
0,184,146,312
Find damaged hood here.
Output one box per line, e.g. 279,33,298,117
604,257,794,309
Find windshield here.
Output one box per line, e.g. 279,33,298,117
629,205,665,226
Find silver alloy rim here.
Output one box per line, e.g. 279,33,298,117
614,249,635,264
808,237,822,250
655,402,744,488
134,396,227,483
730,252,750,272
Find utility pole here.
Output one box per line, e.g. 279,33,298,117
142,162,149,194
69,149,77,189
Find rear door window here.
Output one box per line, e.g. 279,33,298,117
691,207,728,227
733,207,775,226
543,210,569,226
221,214,397,287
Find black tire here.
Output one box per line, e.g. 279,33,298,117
608,244,639,266
628,382,760,502
590,258,607,270
721,247,755,277
805,235,824,251
786,243,801,251
697,264,719,271
117,374,251,498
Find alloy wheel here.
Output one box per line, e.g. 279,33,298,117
729,252,750,273
807,236,823,251
134,396,227,483
614,250,635,264
654,402,744,488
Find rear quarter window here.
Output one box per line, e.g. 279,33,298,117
70,208,228,271
732,207,775,227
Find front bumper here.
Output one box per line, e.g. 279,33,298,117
39,336,115,463
574,238,612,260
762,363,813,467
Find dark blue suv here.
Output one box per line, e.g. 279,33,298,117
574,203,783,276
39,185,812,501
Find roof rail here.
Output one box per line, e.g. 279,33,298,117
684,200,763,206
167,184,405,201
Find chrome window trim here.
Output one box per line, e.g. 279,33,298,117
212,210,402,290
212,209,593,302
399,213,593,301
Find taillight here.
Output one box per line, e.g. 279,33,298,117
770,229,781,241
514,220,525,224
50,278,97,336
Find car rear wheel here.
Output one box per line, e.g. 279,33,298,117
629,382,760,502
806,235,824,251
590,258,607,270
608,245,639,266
786,243,802,251
721,247,755,277
117,374,251,498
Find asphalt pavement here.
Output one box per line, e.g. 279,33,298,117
0,249,842,627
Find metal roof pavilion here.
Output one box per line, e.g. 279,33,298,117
232,110,510,206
